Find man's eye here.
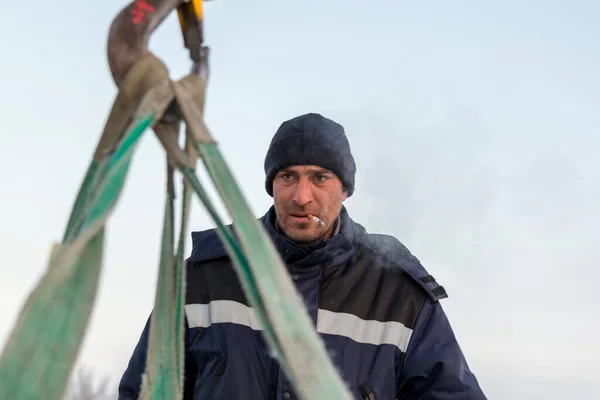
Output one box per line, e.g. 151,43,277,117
316,175,328,181
281,174,293,180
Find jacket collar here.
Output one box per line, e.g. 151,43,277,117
189,205,357,272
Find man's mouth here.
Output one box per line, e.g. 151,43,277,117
289,213,326,227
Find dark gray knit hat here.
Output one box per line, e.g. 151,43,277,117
264,113,356,197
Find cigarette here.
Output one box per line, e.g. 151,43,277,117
307,214,326,227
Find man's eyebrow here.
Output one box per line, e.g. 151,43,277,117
310,168,333,175
278,168,332,175
278,169,296,174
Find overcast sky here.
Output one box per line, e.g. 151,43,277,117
1,1,599,399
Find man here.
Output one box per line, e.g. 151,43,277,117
119,113,486,399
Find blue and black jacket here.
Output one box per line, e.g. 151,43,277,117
119,206,487,399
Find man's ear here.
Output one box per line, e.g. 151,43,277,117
341,186,349,201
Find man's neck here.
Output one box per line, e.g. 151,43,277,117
330,214,342,237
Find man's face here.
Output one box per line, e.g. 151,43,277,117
272,165,348,243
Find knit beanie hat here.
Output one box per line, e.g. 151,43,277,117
264,113,356,197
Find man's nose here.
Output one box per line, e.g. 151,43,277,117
293,178,312,206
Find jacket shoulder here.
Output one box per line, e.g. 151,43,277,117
187,214,267,263
187,226,229,263
355,226,448,302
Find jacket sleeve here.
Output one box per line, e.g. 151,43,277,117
397,299,487,400
118,315,198,400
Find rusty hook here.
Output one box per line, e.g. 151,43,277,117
107,0,209,88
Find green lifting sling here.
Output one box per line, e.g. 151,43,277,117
0,1,354,399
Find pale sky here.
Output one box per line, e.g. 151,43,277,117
1,1,599,399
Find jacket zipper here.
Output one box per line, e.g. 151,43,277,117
204,359,226,399
359,383,377,400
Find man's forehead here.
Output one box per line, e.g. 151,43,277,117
281,165,332,174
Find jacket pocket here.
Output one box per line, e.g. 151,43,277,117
359,383,377,400
199,357,227,400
